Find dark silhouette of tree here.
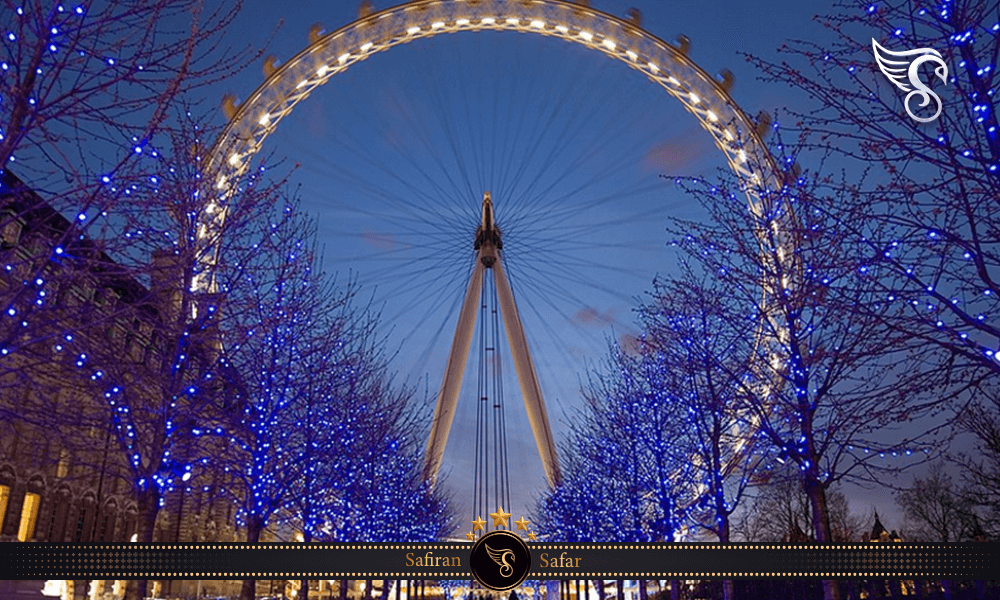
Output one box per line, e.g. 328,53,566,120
953,397,1000,537
733,474,865,543
896,464,975,542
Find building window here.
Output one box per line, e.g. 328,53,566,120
0,485,9,529
56,449,69,478
18,492,40,541
1,212,23,248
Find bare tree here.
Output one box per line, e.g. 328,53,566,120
667,141,958,599
747,0,999,386
636,273,766,600
539,343,695,546
0,0,250,181
896,464,975,542
55,112,297,599
637,274,763,545
952,396,1000,537
1,0,258,381
733,474,864,544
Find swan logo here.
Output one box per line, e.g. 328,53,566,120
470,530,531,591
872,39,949,123
486,544,515,577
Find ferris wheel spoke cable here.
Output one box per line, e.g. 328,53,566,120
292,144,468,239
504,247,652,305
499,69,653,219
500,78,638,218
415,46,484,206
499,266,603,402
370,253,471,318
498,146,664,241
286,85,475,230
486,40,610,212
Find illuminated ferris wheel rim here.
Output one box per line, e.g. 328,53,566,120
198,0,786,495
206,0,778,194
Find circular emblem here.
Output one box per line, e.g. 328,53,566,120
470,530,531,591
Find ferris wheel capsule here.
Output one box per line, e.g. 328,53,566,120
718,69,735,93
262,55,278,78
626,8,642,27
221,94,238,122
673,35,691,56
308,23,325,44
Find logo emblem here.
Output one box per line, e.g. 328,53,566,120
470,530,531,591
872,39,949,123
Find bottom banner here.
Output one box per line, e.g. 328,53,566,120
2,543,997,581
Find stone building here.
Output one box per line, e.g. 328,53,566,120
0,169,245,599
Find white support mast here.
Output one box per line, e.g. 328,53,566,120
423,192,561,487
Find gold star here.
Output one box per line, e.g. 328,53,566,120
466,531,475,541
472,516,487,532
514,516,530,531
527,531,537,541
490,506,512,529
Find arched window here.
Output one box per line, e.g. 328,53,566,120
46,485,72,542
122,505,137,543
74,491,97,543
98,499,118,543
0,466,14,537
0,484,9,535
18,476,45,542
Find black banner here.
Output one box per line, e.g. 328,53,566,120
2,543,999,579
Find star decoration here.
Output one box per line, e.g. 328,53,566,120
466,531,475,541
515,516,530,531
472,516,487,532
527,531,537,541
490,506,512,528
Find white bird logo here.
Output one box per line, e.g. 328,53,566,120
485,544,514,578
872,39,949,122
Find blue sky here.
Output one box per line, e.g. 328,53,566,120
217,0,910,535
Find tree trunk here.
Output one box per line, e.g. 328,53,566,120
594,581,605,600
239,516,264,600
616,580,623,600
302,531,313,600
381,580,392,600
718,515,734,600
669,580,680,600
805,479,840,600
365,579,373,600
126,485,162,600
637,581,647,600
340,580,349,600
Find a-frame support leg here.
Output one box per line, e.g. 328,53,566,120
493,254,561,487
423,255,485,482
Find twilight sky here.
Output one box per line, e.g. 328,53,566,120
216,0,911,535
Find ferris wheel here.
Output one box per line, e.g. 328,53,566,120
205,0,777,527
